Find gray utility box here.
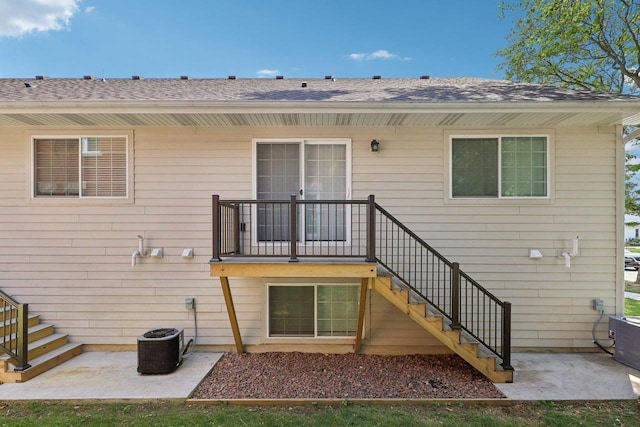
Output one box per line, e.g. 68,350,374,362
609,317,640,371
137,328,184,374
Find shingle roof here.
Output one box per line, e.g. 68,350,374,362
0,77,637,103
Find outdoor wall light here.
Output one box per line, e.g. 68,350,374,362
370,139,380,152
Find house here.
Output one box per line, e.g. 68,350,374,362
625,215,640,242
1,76,639,383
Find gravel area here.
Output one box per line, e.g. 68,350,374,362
191,352,505,400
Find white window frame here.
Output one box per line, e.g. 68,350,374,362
30,133,133,203
448,134,551,200
266,282,361,339
251,138,352,247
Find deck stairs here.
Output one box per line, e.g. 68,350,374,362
0,306,82,383
371,274,513,383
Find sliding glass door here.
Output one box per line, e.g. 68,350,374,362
254,139,350,243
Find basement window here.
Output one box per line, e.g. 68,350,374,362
33,136,128,198
268,284,360,337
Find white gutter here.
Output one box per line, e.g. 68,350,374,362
0,100,639,116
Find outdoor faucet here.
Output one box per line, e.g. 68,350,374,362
559,235,580,268
131,235,149,267
131,250,140,266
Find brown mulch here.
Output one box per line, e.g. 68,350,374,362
191,352,506,400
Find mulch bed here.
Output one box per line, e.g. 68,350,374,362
191,352,506,400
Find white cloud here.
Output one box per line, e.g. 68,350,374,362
348,53,367,61
0,0,80,37
257,69,280,78
85,6,95,14
348,49,411,62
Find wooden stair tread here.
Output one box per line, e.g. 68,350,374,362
2,323,54,346
372,276,513,383
0,343,82,383
1,333,68,363
1,313,39,328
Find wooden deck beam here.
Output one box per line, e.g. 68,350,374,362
211,261,377,278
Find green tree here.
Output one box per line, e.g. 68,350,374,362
498,0,640,219
497,0,640,93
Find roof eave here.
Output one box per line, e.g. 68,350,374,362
1,99,639,116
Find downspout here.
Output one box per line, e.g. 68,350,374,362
615,124,625,316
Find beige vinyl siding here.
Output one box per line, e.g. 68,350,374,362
0,124,621,351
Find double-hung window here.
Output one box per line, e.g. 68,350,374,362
268,283,360,337
33,136,128,198
451,136,548,198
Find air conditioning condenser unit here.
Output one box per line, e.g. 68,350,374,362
609,317,640,371
137,327,184,374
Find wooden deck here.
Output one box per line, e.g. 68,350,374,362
210,258,376,354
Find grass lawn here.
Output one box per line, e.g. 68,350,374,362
0,401,639,426
626,281,640,294
626,297,640,316
625,279,640,316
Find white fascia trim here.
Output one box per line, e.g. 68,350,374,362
2,100,640,116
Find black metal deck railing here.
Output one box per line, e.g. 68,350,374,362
212,194,376,261
211,194,512,370
0,289,30,371
374,204,512,370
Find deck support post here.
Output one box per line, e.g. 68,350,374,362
219,276,244,353
354,278,369,353
366,195,376,262
289,194,298,262
211,195,222,262
501,301,513,371
450,262,462,330
14,303,30,371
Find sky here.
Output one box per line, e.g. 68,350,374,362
0,0,515,79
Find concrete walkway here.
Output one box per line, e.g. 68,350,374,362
0,351,639,402
626,291,640,301
494,352,640,401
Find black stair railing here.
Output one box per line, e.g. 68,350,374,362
211,194,512,370
0,289,30,371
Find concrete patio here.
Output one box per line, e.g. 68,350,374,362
0,351,638,402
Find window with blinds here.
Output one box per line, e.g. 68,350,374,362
34,136,127,198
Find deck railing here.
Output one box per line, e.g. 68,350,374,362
0,289,30,371
374,204,512,369
212,194,375,261
211,194,512,370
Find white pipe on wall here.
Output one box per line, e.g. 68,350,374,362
559,235,580,268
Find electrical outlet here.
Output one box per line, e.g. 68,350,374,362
592,298,604,311
185,297,195,310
